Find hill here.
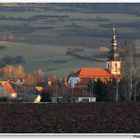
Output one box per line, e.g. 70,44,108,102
0,4,139,76
0,41,105,77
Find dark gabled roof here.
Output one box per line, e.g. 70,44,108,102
35,82,48,88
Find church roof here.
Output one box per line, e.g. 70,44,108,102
74,68,112,78
74,68,122,79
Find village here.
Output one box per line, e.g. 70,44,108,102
0,25,139,104
0,3,140,134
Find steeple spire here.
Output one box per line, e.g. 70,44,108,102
112,24,117,48
108,25,120,61
113,24,116,35
113,25,116,39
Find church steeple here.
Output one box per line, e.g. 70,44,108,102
108,25,120,61
112,24,117,48
106,25,121,76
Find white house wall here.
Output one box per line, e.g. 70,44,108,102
78,97,96,102
68,77,80,88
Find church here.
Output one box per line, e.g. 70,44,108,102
68,26,122,88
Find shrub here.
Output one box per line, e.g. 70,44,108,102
40,89,52,102
0,97,7,102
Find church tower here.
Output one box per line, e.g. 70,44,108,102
106,25,121,75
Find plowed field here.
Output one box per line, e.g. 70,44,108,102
0,102,139,133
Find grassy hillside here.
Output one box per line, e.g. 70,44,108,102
0,41,105,77
0,4,139,76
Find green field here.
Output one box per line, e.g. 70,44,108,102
0,41,104,77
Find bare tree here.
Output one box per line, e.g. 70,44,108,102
3,65,14,79
24,74,36,86
121,40,138,101
14,65,25,78
3,64,25,80
33,68,44,82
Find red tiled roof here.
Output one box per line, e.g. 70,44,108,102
74,68,112,78
0,81,16,94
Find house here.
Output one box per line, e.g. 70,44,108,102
68,26,122,88
33,95,41,103
34,81,50,94
15,78,25,86
33,80,96,103
51,80,96,103
0,84,9,98
74,78,90,89
74,87,96,103
0,81,17,99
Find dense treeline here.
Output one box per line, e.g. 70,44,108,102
88,79,118,102
1,64,45,86
0,4,140,39
1,3,140,16
54,3,140,15
100,21,140,28
87,78,140,102
0,5,35,12
0,24,54,34
0,55,25,67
